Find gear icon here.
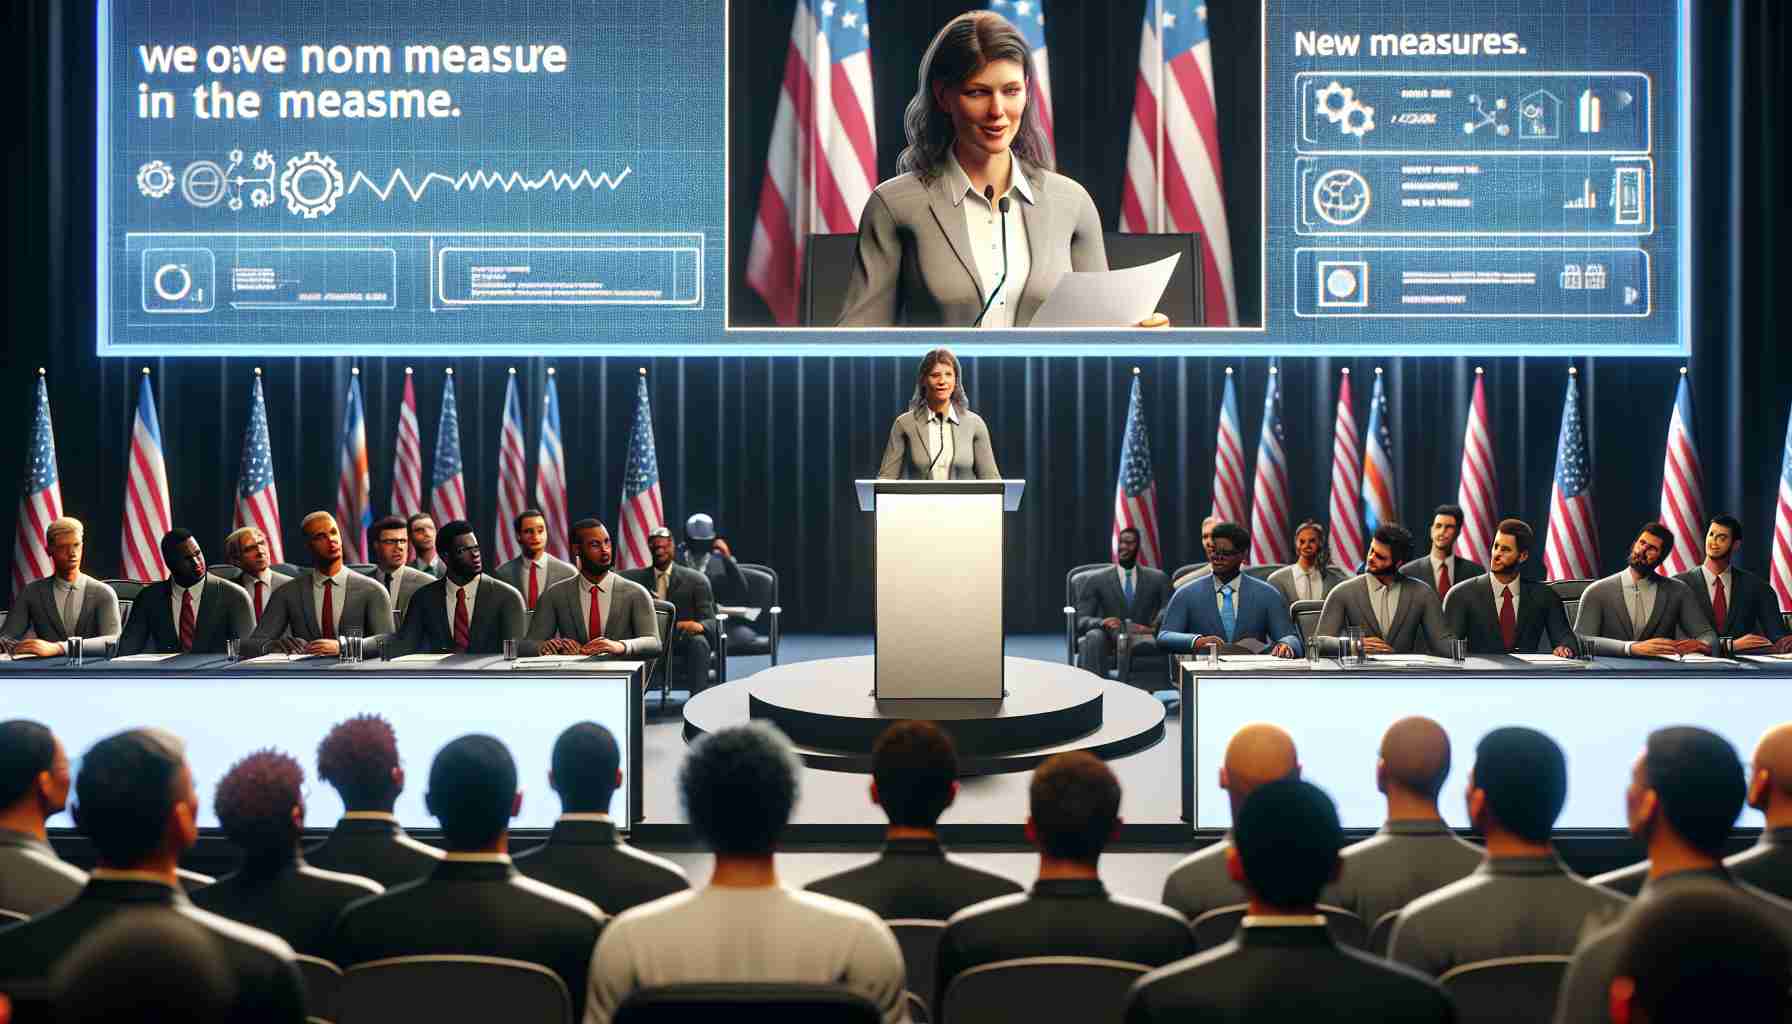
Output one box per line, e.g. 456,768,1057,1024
251,189,274,209
1315,81,1355,124
253,150,275,172
136,160,175,199
1340,103,1376,137
279,151,344,218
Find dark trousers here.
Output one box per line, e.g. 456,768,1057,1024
1077,627,1160,679
669,631,712,693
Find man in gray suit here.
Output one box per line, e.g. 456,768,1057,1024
1607,882,1792,1024
1389,727,1628,977
1314,523,1454,657
1074,528,1171,677
1573,521,1716,659
367,515,433,621
116,528,254,656
0,720,86,916
225,525,294,625
1733,724,1792,900
494,508,576,612
522,518,660,659
1399,504,1487,599
1266,519,1350,607
623,527,715,694
1,516,120,658
243,511,394,658
1163,723,1300,922
384,521,526,657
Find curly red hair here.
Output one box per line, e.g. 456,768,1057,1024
213,749,304,854
316,714,402,810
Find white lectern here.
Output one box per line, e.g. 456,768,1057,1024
855,479,1026,699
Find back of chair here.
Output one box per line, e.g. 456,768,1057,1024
348,563,376,576
1172,563,1207,589
1193,904,1365,950
1290,599,1324,643
737,563,782,662
888,919,947,1019
273,563,305,579
0,908,26,923
1547,579,1593,603
208,564,244,583
651,600,674,691
1243,563,1285,580
1438,956,1572,1024
614,983,881,1024
338,955,571,1024
1065,562,1112,611
1369,910,1401,956
940,956,1149,1024
294,954,343,1023
103,579,146,601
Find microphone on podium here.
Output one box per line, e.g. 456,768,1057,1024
972,183,1011,328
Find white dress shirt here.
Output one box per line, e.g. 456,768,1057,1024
945,148,1034,329
1489,573,1520,619
171,574,207,628
922,406,959,481
311,566,351,634
578,573,646,656
446,574,481,628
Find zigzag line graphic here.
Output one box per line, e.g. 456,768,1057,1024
347,167,633,202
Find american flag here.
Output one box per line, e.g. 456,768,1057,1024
121,370,171,582
1657,368,1704,576
617,372,665,572
745,0,877,326
1327,368,1364,568
431,370,468,526
1121,0,1236,325
390,368,423,517
1211,367,1245,524
992,0,1055,164
1362,368,1397,537
12,373,61,598
1249,364,1291,564
233,371,284,566
493,369,528,565
1771,403,1792,611
1455,367,1498,564
334,370,372,564
536,368,570,561
1111,372,1161,569
1544,370,1599,581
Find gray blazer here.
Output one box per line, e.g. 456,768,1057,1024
494,553,577,606
1265,563,1351,607
877,408,1000,481
371,565,434,619
521,573,662,658
1572,570,1716,657
836,165,1107,327
1315,575,1454,657
243,568,395,657
2,574,121,649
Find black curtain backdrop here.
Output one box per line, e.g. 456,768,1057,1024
726,0,1264,326
4,2,1789,635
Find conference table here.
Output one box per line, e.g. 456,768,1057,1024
1179,651,1791,831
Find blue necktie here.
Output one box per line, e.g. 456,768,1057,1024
1123,569,1135,605
1219,584,1237,642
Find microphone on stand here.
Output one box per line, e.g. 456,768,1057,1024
972,184,1012,327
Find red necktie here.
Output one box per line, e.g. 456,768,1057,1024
320,580,336,639
178,590,195,652
1499,585,1517,651
1437,561,1452,597
587,585,604,642
528,562,539,610
453,586,470,652
254,580,265,621
1712,577,1728,635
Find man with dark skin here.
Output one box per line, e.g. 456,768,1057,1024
1159,528,1297,658
116,529,253,655
651,532,709,640
386,523,527,657
543,523,631,657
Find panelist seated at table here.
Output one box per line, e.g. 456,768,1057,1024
494,508,576,612
1314,523,1455,658
1441,518,1579,658
1,516,120,659
242,511,395,659
1157,522,1301,658
1675,514,1792,655
366,515,434,620
1266,519,1352,606
224,526,294,624
116,528,254,656
522,518,661,659
384,522,526,658
1574,521,1716,659
1400,504,1487,599
1075,527,1171,677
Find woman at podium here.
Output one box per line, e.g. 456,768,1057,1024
878,348,1000,480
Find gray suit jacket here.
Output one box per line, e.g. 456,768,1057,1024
1265,563,1351,607
1315,575,1454,657
243,569,395,657
1161,842,1237,923
877,409,1000,481
494,554,577,607
0,827,87,916
521,573,662,657
240,569,296,623
2,574,121,649
370,565,433,619
1572,570,1716,657
1321,821,1486,935
836,165,1107,327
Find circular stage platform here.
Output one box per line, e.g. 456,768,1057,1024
682,656,1166,774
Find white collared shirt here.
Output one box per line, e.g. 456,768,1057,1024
446,574,481,629
311,566,351,634
171,574,207,629
923,406,960,481
52,575,87,634
944,148,1034,329
1489,573,1520,619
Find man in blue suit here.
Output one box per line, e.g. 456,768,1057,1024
1158,522,1302,658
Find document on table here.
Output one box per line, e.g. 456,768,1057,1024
111,653,181,663
1216,654,1311,670
1676,653,1736,665
1510,653,1588,668
1368,654,1459,668
1028,254,1181,327
1741,653,1792,664
236,653,327,666
391,653,455,664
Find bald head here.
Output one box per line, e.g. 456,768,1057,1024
1750,724,1792,813
1379,717,1452,801
1222,724,1299,815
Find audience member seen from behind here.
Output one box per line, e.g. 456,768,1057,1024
190,749,382,958
330,735,606,1018
1731,723,1792,899
1163,723,1300,922
806,720,1022,919
1124,780,1452,1024
0,720,85,917
49,908,236,1024
0,516,121,658
935,752,1196,1005
0,729,305,1023
1389,727,1628,977
584,722,907,1024
304,714,443,887
1322,716,1483,933
1608,880,1792,1024
515,721,688,914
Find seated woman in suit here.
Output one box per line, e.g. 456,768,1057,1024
878,348,999,480
836,10,1165,328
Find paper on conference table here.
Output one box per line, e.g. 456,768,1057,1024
112,652,182,663
1028,254,1181,327
1510,653,1588,668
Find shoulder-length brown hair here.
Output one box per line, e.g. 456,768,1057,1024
895,11,1055,183
908,348,969,417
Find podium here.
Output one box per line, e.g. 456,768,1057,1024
855,480,1025,699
